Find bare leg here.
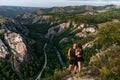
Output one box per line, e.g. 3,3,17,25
74,65,77,73
78,61,81,73
68,64,72,71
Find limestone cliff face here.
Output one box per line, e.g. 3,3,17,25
0,17,33,61
45,22,70,39
4,31,28,62
0,18,29,35
16,13,52,24
0,17,34,77
0,39,9,58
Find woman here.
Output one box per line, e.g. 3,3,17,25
76,44,83,73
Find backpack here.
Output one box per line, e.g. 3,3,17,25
70,48,76,60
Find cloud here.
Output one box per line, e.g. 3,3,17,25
0,0,120,7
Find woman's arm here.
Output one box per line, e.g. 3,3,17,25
75,49,78,56
68,48,71,59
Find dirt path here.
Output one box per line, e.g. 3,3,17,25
61,67,97,80
67,75,95,80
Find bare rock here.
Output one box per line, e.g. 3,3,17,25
32,15,51,24
82,27,96,33
83,40,96,49
76,32,87,38
72,21,77,28
76,27,96,38
45,22,70,39
35,9,46,15
4,31,27,62
59,37,69,44
0,18,29,35
0,39,9,58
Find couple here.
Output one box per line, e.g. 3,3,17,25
68,43,83,74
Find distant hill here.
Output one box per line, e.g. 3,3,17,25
33,5,96,15
0,5,120,18
33,5,120,15
0,6,39,17
0,4,120,80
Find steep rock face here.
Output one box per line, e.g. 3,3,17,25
0,17,33,77
76,27,97,38
59,37,69,44
45,22,70,39
0,17,33,61
32,15,51,24
4,31,28,62
0,39,9,58
0,18,29,35
17,13,52,24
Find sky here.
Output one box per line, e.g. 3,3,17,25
0,0,120,7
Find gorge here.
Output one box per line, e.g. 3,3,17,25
0,5,120,80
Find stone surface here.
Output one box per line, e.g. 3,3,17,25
45,22,70,39
4,31,27,62
59,37,69,44
0,39,9,58
0,17,33,61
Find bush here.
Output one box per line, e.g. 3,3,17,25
97,22,120,47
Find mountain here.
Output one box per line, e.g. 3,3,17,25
0,6,39,17
0,5,120,18
32,5,95,14
32,5,120,15
0,5,120,80
15,4,120,80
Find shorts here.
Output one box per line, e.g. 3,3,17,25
77,57,84,62
69,59,77,66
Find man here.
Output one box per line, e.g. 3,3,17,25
68,43,77,73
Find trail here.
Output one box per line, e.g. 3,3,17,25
35,43,47,80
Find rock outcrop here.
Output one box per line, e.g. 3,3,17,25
0,39,9,58
4,31,28,62
0,17,33,60
17,13,52,24
45,22,70,39
76,27,97,38
32,15,51,24
0,17,33,78
59,37,69,44
0,18,29,35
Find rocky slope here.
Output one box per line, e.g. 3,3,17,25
0,17,34,78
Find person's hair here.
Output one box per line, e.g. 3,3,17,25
78,44,82,49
